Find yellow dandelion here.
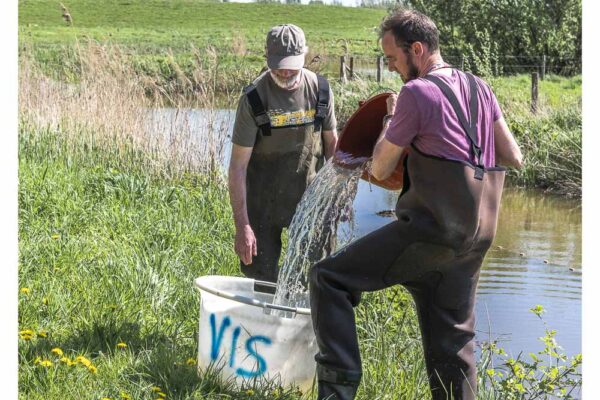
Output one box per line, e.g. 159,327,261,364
39,359,53,367
33,356,41,365
59,356,70,364
20,287,30,295
101,398,113,400
42,297,49,305
151,386,162,393
116,342,127,349
51,234,60,240
19,329,34,338
88,365,98,374
37,330,48,338
120,392,132,400
185,358,196,366
51,347,63,357
75,356,92,367
157,392,166,398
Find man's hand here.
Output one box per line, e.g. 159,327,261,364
235,224,257,265
386,93,398,115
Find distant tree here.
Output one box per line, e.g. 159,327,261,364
400,0,581,74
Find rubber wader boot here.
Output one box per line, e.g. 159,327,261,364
310,147,505,400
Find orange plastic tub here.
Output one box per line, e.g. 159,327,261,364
333,92,406,191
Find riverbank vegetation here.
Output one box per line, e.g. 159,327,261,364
19,39,582,196
19,0,582,196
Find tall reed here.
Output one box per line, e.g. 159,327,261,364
19,41,235,181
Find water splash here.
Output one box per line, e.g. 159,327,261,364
272,156,367,312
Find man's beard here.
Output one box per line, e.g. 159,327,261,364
270,70,303,90
401,54,420,83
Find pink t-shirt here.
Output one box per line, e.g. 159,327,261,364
385,69,502,168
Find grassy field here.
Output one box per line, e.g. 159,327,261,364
19,0,385,48
19,0,385,81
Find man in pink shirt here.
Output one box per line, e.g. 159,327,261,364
309,8,522,400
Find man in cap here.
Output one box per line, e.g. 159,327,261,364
309,8,522,400
228,24,338,283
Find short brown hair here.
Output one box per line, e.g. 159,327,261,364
379,8,440,53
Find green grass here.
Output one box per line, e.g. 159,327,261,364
18,127,430,399
19,0,386,81
488,75,581,195
18,128,236,399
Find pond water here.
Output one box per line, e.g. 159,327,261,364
351,181,582,359
149,108,582,359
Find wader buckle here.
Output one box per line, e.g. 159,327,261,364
254,112,271,127
474,166,485,180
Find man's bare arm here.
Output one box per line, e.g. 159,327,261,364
494,117,523,168
371,130,405,181
228,144,257,265
322,129,338,160
371,94,405,181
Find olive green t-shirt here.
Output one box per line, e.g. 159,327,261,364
232,69,336,148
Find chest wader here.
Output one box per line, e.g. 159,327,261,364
309,72,505,400
241,75,333,283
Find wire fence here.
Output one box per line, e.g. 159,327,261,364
310,54,581,82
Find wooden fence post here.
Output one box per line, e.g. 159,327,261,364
541,55,546,80
349,56,354,81
531,72,539,114
339,55,347,84
377,56,383,83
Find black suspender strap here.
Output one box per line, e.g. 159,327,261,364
244,83,271,136
424,72,485,180
314,74,330,132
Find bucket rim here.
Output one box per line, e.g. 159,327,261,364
194,275,311,316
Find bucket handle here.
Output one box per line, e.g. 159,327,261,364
194,278,311,316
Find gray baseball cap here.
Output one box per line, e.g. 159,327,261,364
266,24,306,70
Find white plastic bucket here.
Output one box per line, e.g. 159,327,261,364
194,275,317,392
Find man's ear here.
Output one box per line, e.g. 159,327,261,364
412,42,424,57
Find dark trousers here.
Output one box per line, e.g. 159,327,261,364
240,223,285,283
309,218,482,400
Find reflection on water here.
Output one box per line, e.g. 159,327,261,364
476,188,581,358
151,107,582,358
